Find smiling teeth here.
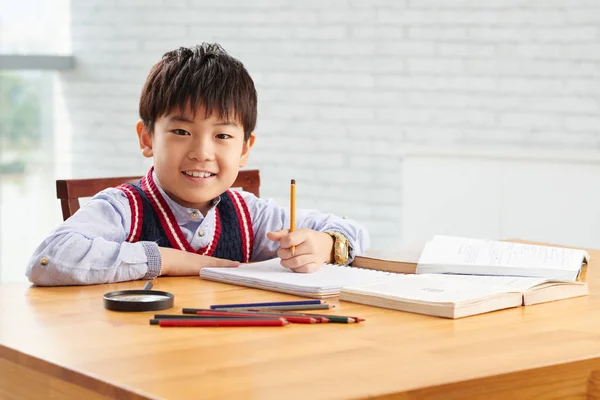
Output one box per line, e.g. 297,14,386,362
183,171,214,178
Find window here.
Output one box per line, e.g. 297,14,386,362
0,0,71,283
0,0,71,54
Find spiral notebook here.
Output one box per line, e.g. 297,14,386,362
200,258,394,298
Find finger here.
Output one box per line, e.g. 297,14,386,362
277,246,308,260
266,230,289,242
280,254,316,270
291,262,321,273
277,230,308,249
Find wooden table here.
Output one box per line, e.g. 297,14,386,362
2,251,600,400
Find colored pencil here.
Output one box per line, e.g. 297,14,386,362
184,305,333,313
229,310,360,324
153,314,283,320
183,308,364,323
149,317,283,325
187,308,327,322
183,308,215,314
194,311,320,324
238,304,333,311
210,300,324,309
287,312,365,323
154,318,289,327
290,179,296,255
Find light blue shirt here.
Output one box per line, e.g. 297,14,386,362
26,177,369,286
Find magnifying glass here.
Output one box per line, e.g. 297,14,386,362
103,282,174,312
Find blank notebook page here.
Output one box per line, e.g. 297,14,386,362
200,258,394,298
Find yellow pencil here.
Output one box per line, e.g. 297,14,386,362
290,179,296,256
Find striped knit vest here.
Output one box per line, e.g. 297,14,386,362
116,168,253,262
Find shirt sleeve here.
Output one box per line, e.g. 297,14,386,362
241,191,370,264
25,188,162,286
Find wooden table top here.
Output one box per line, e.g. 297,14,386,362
1,249,599,399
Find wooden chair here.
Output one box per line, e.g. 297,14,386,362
56,170,260,221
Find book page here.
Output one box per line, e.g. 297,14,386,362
418,238,586,272
431,235,590,263
427,274,550,292
342,274,515,304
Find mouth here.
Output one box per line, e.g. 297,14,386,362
182,170,216,179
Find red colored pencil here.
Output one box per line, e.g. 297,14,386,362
156,318,288,327
195,310,319,324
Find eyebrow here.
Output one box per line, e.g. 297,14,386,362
168,115,194,123
213,121,239,128
167,115,238,128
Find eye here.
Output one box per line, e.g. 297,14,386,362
216,133,233,139
171,129,190,136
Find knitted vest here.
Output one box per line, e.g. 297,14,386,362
116,169,253,262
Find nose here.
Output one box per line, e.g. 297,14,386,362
187,135,214,161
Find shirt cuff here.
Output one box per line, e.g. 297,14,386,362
141,241,162,279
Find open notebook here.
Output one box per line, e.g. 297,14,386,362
200,258,394,298
340,273,588,319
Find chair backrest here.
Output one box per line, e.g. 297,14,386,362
56,169,260,221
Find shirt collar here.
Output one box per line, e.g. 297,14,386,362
151,170,221,222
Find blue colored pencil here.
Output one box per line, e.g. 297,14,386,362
210,299,324,309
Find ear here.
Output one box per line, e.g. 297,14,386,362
239,133,256,167
136,120,153,158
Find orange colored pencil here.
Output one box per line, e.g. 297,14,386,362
156,318,289,327
290,179,296,256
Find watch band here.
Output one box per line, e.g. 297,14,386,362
324,231,350,265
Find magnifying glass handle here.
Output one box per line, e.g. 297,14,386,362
143,282,153,290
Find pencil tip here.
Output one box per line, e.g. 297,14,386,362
291,179,295,185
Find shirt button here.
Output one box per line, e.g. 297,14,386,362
198,229,205,237
40,257,49,266
191,211,199,219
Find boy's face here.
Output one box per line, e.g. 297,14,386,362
137,106,255,215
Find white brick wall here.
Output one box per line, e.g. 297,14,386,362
60,0,600,248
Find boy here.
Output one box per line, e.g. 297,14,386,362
26,43,369,286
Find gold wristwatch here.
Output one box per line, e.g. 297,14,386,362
324,231,350,265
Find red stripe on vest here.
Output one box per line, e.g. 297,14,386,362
199,207,221,257
116,184,144,243
140,169,191,252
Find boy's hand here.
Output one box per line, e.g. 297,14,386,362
266,229,334,273
158,247,239,276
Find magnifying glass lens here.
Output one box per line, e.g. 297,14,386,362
110,294,169,302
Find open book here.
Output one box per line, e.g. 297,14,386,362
416,235,589,281
200,258,394,298
340,273,589,319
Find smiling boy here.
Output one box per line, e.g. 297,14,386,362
26,43,369,286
